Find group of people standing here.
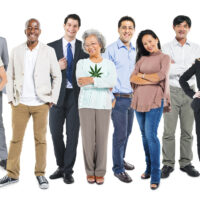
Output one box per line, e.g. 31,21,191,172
0,14,200,190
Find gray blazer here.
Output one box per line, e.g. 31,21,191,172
6,42,62,106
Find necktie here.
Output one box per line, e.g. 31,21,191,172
66,43,73,84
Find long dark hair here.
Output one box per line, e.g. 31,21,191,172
136,29,161,62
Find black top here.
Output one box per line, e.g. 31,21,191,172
179,59,200,99
48,38,88,106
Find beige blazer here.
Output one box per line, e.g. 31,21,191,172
6,42,61,106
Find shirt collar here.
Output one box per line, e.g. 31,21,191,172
62,37,76,48
117,38,135,50
172,38,191,47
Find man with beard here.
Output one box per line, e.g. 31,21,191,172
0,18,61,189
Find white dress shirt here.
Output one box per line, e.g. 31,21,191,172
20,43,45,106
162,38,200,87
62,37,75,88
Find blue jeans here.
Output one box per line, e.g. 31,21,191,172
112,97,134,174
135,101,163,184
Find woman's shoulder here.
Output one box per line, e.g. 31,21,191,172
77,58,89,65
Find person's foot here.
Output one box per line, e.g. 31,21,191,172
0,175,18,187
141,173,150,179
124,160,135,170
87,175,95,184
161,165,174,178
114,172,132,183
180,164,200,177
150,183,159,190
63,174,74,184
36,176,49,189
0,159,7,170
95,176,104,185
49,167,64,179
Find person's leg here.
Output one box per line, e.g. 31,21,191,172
64,89,80,175
49,105,66,168
135,111,151,175
162,88,180,168
7,104,30,179
95,109,111,177
179,94,194,167
31,104,49,177
194,109,200,161
112,97,129,174
123,104,134,159
145,104,163,184
79,108,95,176
0,92,7,160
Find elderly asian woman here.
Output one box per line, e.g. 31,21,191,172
76,29,117,184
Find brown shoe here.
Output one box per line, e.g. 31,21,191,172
87,175,95,184
95,176,104,185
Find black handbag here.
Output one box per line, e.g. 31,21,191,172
191,98,200,111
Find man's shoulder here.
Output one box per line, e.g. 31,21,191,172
47,38,62,47
106,41,118,51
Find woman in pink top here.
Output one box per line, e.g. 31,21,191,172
130,30,171,190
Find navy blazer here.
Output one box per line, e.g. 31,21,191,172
48,38,88,106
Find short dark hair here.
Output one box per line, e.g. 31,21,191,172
173,15,191,28
118,16,135,28
64,14,81,27
136,29,161,62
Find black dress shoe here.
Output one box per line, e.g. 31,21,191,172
124,160,135,170
0,159,7,170
161,165,174,178
180,164,200,177
114,172,132,183
63,174,74,184
49,167,64,179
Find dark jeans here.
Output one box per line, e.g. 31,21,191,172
135,101,163,184
49,89,80,175
112,97,134,174
193,109,200,161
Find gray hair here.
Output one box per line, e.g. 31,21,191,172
82,29,106,53
25,18,41,29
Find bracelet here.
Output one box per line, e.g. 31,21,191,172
142,73,145,79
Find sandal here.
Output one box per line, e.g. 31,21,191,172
87,175,95,184
150,183,159,190
141,173,150,179
95,176,104,185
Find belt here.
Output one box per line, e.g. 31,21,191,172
113,93,133,98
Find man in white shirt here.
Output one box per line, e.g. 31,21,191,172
0,18,61,189
161,15,200,178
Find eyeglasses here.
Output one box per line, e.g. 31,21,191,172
84,42,98,48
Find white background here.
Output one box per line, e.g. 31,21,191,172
0,0,200,199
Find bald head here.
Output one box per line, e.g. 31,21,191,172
25,18,41,29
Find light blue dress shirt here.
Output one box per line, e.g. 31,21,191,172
103,38,136,95
76,58,117,109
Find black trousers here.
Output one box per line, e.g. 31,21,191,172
193,109,200,161
49,89,80,175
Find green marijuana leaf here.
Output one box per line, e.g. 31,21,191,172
88,64,103,78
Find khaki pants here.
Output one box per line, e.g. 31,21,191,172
162,86,194,168
7,103,49,179
79,108,111,177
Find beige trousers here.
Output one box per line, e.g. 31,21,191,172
79,108,111,177
7,103,49,179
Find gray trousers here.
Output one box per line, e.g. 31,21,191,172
162,86,194,168
79,108,111,177
0,92,7,160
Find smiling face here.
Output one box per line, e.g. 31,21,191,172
142,34,159,53
25,19,41,43
118,20,135,45
173,21,190,41
84,35,101,57
64,18,79,41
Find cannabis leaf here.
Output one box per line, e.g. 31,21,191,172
89,64,103,78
